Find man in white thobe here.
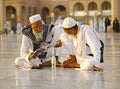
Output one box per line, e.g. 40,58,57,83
17,22,22,34
15,14,54,69
99,18,105,32
58,17,103,71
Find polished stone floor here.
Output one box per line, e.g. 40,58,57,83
0,32,120,89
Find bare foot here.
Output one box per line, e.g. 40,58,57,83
92,66,103,72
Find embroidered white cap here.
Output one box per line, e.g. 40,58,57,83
29,14,41,23
62,17,76,28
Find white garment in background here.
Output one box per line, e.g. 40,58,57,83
46,18,65,61
4,23,8,30
17,23,22,34
49,25,64,46
89,19,94,28
58,33,76,63
51,26,65,57
99,20,105,32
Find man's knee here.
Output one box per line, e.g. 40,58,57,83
14,57,25,67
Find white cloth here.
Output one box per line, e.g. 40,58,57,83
59,33,76,63
59,25,102,70
4,23,8,30
54,16,63,26
76,25,101,68
62,17,76,28
15,34,53,68
76,55,95,70
94,22,99,32
17,23,22,34
99,20,105,32
50,25,64,46
53,26,64,57
46,21,65,61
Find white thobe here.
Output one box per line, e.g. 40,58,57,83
17,23,22,34
99,20,105,32
51,25,65,56
89,19,94,28
46,23,65,60
76,25,101,70
58,33,76,63
15,34,53,68
60,25,101,70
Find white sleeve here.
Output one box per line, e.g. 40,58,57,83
85,29,101,67
20,35,33,62
45,27,54,43
60,33,76,55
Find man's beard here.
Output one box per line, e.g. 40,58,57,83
33,31,42,40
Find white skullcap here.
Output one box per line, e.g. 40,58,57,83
62,17,76,28
29,14,41,23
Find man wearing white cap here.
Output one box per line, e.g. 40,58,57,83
58,17,103,71
15,14,53,69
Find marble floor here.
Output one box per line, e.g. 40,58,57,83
0,32,120,89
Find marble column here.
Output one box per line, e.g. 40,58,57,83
0,0,5,31
111,0,120,22
16,3,22,23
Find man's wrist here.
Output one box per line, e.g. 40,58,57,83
28,55,32,61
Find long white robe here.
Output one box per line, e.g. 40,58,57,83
89,19,94,28
76,25,101,70
51,25,65,56
46,20,65,61
15,34,53,68
99,19,105,32
58,33,76,63
17,23,22,34
60,25,101,70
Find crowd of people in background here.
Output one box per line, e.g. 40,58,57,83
89,16,119,33
3,15,120,36
3,21,22,35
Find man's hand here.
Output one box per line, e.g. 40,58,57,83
35,48,46,53
62,55,80,68
28,52,37,61
62,59,80,68
92,66,103,72
54,40,62,48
